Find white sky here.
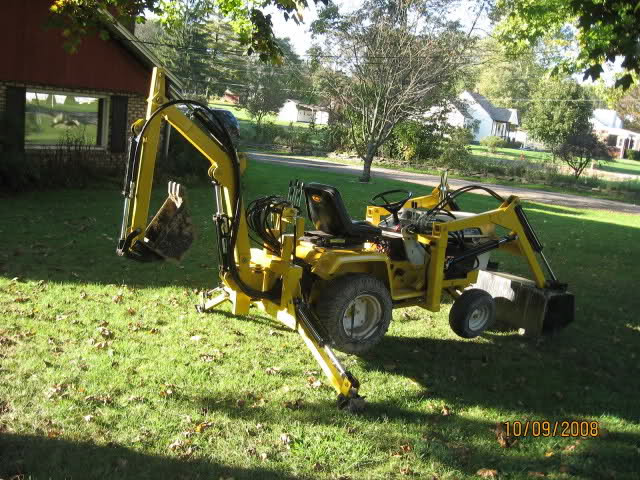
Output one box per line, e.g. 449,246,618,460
268,0,492,56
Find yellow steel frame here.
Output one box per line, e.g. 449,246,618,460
120,68,359,402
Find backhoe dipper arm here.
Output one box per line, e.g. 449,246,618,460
117,68,252,288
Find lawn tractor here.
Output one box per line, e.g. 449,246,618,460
117,68,574,410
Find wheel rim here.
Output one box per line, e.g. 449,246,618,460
342,294,382,341
468,304,491,332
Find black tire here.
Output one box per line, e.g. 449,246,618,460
315,274,392,354
449,288,495,339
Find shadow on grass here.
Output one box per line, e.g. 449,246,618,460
0,432,296,480
189,391,640,478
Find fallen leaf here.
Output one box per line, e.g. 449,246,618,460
195,422,213,433
14,297,30,303
112,294,123,304
280,433,293,446
80,291,88,299
83,415,94,422
306,376,322,388
236,399,246,407
127,308,136,316
260,452,268,461
313,462,324,471
190,335,202,342
392,444,412,457
476,468,498,478
528,473,546,478
268,330,281,336
265,366,281,375
441,405,452,416
97,327,114,339
284,398,303,410
160,384,177,398
494,422,517,448
544,450,554,457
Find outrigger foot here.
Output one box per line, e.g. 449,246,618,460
337,393,366,412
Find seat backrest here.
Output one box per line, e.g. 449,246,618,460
304,183,354,236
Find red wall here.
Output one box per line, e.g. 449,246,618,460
0,0,151,95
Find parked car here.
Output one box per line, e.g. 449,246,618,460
177,104,240,145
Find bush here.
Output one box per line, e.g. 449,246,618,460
437,127,472,169
480,136,507,153
505,140,522,149
386,120,449,164
0,130,104,192
253,122,284,144
626,150,640,161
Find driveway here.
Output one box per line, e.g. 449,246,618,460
247,152,640,215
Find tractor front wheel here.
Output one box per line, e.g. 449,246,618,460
315,274,392,354
449,288,495,338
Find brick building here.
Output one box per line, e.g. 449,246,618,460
0,0,182,173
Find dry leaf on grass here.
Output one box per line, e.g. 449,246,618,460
195,422,213,433
399,466,414,475
265,366,281,375
441,405,452,416
280,433,293,447
528,473,546,478
96,327,114,339
112,294,123,304
391,444,412,457
476,468,498,478
494,422,517,448
284,398,303,410
160,384,177,398
306,376,322,388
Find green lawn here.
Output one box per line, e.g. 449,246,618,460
1,161,639,479
469,145,553,163
597,157,640,176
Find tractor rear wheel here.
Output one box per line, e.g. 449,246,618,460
315,274,392,354
449,288,495,338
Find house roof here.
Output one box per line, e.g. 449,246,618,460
286,99,329,111
101,10,184,98
467,92,518,125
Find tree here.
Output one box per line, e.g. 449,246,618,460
471,37,546,121
555,132,611,177
48,0,327,60
142,1,211,98
312,0,476,182
237,38,302,127
494,0,640,89
523,78,594,152
616,85,640,132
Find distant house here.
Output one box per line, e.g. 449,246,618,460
591,109,639,158
278,99,329,125
437,91,519,142
0,0,183,171
223,89,240,105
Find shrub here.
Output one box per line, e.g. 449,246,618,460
626,149,640,161
505,140,522,149
480,135,507,153
390,120,448,164
437,127,472,169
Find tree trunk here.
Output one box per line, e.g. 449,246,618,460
359,143,377,182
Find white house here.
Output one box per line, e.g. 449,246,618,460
278,99,329,125
590,108,639,157
438,91,519,142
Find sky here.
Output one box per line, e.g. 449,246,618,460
267,0,492,57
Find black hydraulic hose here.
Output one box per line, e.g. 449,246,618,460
131,99,279,301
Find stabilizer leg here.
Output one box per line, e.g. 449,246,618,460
294,300,365,412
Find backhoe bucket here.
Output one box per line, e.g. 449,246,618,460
474,270,574,336
143,182,195,261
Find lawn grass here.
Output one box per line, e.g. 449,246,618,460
1,161,639,479
597,157,640,176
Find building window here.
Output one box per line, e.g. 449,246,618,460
25,90,108,147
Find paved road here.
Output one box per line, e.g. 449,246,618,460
248,152,640,215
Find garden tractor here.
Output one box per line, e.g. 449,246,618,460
117,68,574,410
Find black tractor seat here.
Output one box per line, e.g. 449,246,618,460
303,183,381,246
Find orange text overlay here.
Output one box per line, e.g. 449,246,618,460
504,421,600,437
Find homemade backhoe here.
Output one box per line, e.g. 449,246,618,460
117,68,574,409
